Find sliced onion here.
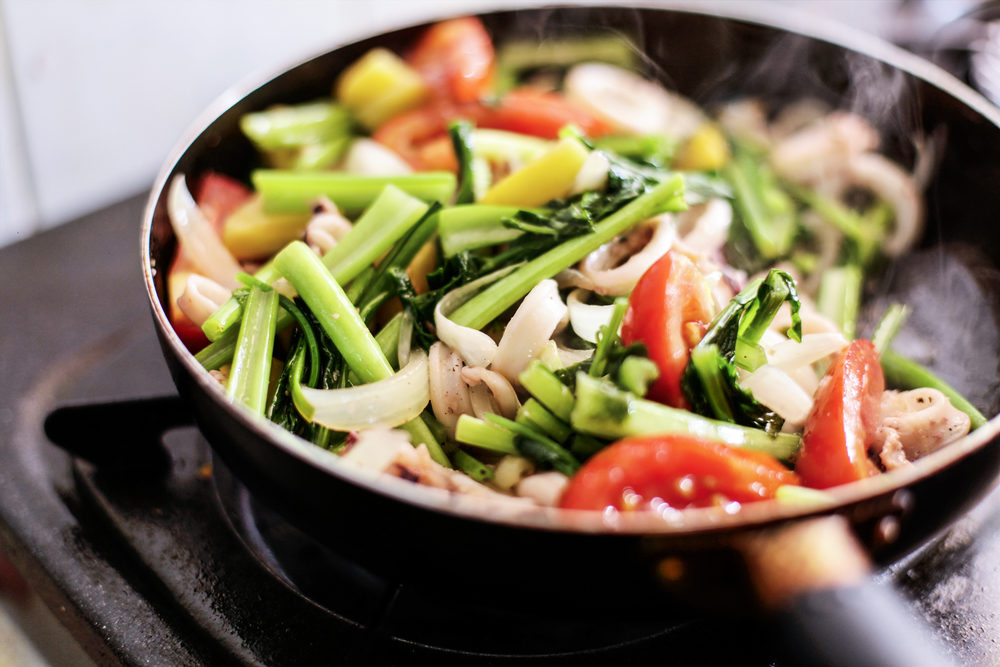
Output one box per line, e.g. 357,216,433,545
428,342,473,438
177,274,231,327
566,288,615,344
844,152,923,256
343,137,413,175
553,267,596,291
569,150,609,196
765,332,849,372
564,63,705,139
579,214,676,295
295,349,429,431
740,365,814,426
677,199,732,255
492,280,568,382
167,175,242,289
434,266,518,367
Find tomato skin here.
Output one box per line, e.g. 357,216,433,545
795,339,884,489
407,17,495,103
194,172,251,227
484,88,614,139
372,89,613,170
559,434,799,511
620,250,715,409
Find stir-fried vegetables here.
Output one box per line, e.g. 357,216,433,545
166,16,984,517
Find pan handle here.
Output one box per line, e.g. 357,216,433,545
738,515,957,667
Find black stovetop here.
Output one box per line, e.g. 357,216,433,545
1,195,1000,666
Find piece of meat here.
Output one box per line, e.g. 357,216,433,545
872,388,971,468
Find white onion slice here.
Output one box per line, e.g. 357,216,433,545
177,274,232,327
428,342,473,438
569,150,610,195
167,175,242,289
564,63,705,139
844,152,923,256
342,137,413,175
566,288,615,344
433,266,517,368
579,215,676,295
765,332,848,372
297,349,429,431
492,280,568,382
677,199,732,255
741,365,814,426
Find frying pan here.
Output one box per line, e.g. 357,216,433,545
140,3,1000,665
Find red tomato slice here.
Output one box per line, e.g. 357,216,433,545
483,87,614,139
407,17,495,103
194,172,251,229
559,434,799,511
795,339,884,489
620,250,715,409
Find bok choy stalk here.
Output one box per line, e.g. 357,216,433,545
725,141,797,261
681,269,802,433
438,204,524,257
226,284,279,414
816,264,863,339
201,184,430,343
272,241,447,465
449,174,686,330
252,169,456,215
572,374,801,463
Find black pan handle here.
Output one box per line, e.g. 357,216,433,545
739,516,956,667
44,395,194,471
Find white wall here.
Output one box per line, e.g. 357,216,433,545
0,0,968,249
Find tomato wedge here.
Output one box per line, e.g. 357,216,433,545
795,339,884,489
407,17,495,103
559,434,799,511
620,250,715,409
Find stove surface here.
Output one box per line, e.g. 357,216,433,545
1,196,1000,665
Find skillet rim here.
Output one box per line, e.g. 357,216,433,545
141,0,1000,537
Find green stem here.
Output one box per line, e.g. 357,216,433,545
226,285,279,415
450,174,685,329
816,264,862,339
454,414,519,455
253,169,455,215
571,373,801,462
519,360,576,422
438,204,524,257
202,184,428,344
273,241,447,463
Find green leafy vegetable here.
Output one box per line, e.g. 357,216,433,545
681,269,802,433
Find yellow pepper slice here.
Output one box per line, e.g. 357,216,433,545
335,48,428,129
223,195,310,261
480,137,590,207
